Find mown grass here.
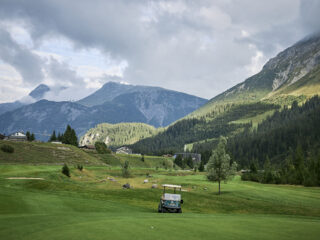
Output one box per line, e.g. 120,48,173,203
0,165,320,240
91,152,173,168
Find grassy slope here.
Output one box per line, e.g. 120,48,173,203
0,141,103,165
0,165,320,240
0,140,174,168
90,152,173,168
267,65,320,99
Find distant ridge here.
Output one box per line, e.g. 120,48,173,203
0,82,207,140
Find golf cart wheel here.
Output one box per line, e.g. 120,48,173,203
177,209,182,213
161,207,167,213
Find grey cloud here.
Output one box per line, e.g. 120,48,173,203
300,0,320,34
0,28,44,85
0,0,319,99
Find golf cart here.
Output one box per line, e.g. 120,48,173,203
158,184,183,213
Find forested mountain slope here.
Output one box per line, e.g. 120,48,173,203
227,96,320,168
80,122,159,147
131,34,320,157
131,103,278,155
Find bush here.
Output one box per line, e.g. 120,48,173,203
95,141,111,154
1,144,14,153
76,164,83,171
162,159,173,170
62,163,70,177
121,160,130,178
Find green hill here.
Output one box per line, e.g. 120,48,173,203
80,122,161,147
0,141,103,165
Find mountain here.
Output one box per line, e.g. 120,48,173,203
192,34,320,116
0,83,207,140
28,84,50,100
0,101,24,116
0,99,147,139
0,84,50,115
77,81,207,126
77,81,136,106
131,34,320,156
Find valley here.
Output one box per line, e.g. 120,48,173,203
0,4,320,240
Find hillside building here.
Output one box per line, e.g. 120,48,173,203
8,131,27,141
116,146,132,154
174,152,201,164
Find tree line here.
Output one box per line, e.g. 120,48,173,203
49,125,78,146
228,96,320,186
131,102,277,155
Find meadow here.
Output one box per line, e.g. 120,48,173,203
1,163,320,240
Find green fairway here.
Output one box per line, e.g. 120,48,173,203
0,165,320,240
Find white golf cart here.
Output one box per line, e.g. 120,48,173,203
158,184,183,213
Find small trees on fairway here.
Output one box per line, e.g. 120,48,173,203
122,160,130,178
62,163,70,177
207,136,237,195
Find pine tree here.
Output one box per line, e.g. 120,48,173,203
198,160,205,172
122,160,130,178
294,144,305,184
26,131,31,141
186,155,194,169
62,163,70,177
174,155,183,168
61,125,78,146
30,133,35,141
49,130,57,142
57,133,63,141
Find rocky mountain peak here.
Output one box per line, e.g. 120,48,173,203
29,84,50,100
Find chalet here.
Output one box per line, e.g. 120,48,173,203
8,131,27,141
79,145,96,150
116,146,132,154
174,152,201,164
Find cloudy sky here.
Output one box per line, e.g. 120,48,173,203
0,0,319,103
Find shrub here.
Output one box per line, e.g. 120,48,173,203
95,141,111,154
162,159,173,170
1,144,14,153
62,163,70,177
76,164,83,171
121,160,130,178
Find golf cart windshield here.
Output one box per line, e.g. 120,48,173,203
163,193,181,201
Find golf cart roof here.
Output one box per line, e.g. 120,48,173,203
162,184,181,188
